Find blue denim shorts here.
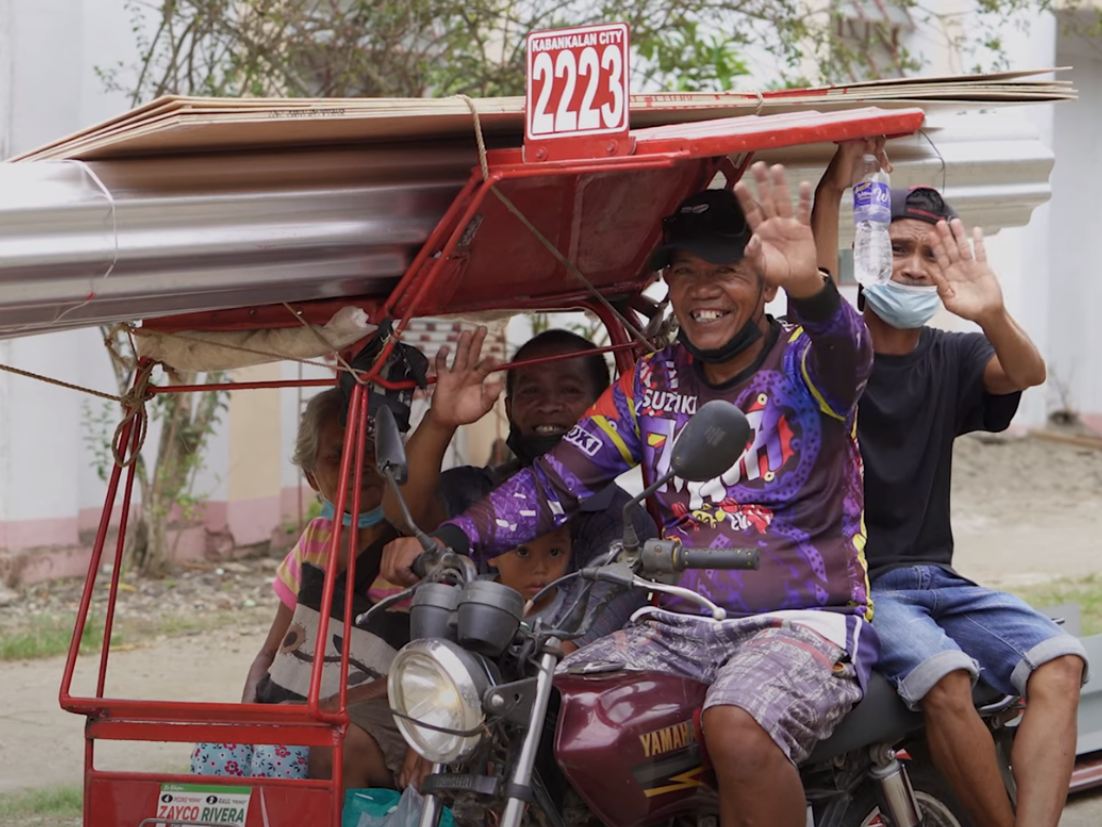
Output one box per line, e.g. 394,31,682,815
871,565,1089,708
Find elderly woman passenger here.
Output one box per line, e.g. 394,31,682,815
192,387,413,794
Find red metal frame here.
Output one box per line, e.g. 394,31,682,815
141,107,924,334
66,106,927,827
146,343,640,396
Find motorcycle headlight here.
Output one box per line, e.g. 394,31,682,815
388,639,489,764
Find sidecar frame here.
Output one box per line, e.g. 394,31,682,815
60,105,927,827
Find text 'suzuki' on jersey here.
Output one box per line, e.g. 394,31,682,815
639,387,697,416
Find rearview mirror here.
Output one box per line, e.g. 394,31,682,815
669,400,750,482
373,404,408,485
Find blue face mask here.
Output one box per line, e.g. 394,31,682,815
862,281,940,329
319,499,386,529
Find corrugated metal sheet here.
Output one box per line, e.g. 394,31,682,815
0,145,472,337
0,108,1053,340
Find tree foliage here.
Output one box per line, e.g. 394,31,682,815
99,0,1056,108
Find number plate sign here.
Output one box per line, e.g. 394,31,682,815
525,23,631,162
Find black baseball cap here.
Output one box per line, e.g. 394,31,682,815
647,189,752,272
890,186,959,225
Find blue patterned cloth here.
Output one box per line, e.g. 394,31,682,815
190,742,310,778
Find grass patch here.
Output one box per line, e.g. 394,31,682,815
0,607,270,662
0,616,117,661
1010,574,1102,637
0,785,81,818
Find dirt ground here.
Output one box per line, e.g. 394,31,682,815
2,434,1102,823
950,432,1102,589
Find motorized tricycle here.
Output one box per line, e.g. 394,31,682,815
8,21,1083,827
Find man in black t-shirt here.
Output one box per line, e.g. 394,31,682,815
812,141,1087,827
383,327,656,653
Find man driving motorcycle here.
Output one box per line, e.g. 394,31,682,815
384,162,875,827
811,142,1088,827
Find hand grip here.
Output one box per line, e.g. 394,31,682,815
411,553,430,579
673,546,760,572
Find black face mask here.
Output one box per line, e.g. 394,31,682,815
676,277,766,364
677,314,763,364
505,426,564,466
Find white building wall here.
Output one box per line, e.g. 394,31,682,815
0,332,119,550
981,15,1057,430
0,0,237,579
1051,22,1102,430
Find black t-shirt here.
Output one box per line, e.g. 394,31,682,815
859,328,1021,581
437,463,658,568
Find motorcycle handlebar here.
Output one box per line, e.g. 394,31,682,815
639,538,760,575
673,546,760,572
410,548,478,585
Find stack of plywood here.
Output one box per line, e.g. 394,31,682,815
11,69,1074,163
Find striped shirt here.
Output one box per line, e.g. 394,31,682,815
273,517,404,608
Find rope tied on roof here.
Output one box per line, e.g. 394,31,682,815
111,359,158,467
453,94,656,350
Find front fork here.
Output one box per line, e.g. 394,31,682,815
417,767,447,827
500,646,560,827
416,644,561,827
869,744,922,827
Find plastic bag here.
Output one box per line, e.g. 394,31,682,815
343,787,455,827
383,786,424,827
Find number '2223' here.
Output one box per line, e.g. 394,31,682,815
530,45,625,135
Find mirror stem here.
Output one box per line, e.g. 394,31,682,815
383,466,441,555
621,469,675,554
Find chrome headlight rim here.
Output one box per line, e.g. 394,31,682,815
388,638,488,764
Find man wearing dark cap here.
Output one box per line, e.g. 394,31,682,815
813,141,1087,827
386,163,876,826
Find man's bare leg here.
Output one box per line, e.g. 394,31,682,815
1011,655,1083,827
922,669,1014,827
703,705,806,827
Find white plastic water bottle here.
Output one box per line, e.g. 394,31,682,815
852,154,892,286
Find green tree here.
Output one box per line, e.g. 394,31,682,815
87,327,228,577
98,0,1057,106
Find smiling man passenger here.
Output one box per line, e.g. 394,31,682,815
384,165,876,827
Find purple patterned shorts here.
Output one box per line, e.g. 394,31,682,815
560,612,863,764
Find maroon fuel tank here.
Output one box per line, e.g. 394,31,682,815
553,670,718,827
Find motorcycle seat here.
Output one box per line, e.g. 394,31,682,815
804,672,1012,766
805,672,921,765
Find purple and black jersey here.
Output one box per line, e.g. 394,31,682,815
437,282,874,625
